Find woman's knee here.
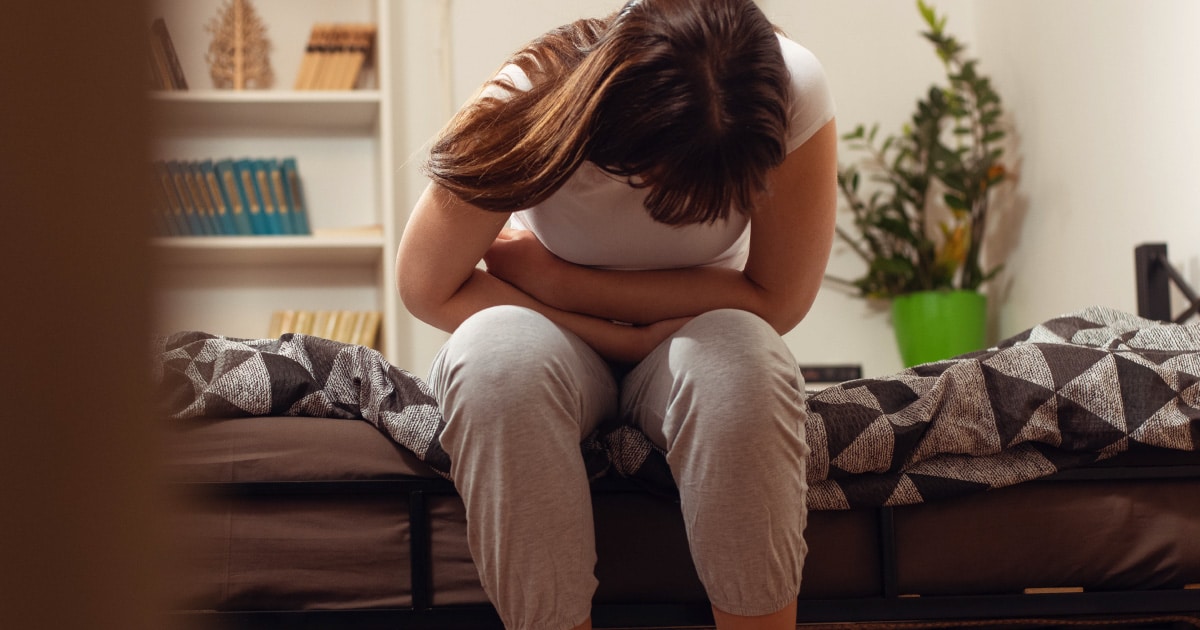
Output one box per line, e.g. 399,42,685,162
674,309,801,392
432,305,615,441
433,306,569,387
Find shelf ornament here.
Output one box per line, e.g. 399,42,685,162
205,0,274,89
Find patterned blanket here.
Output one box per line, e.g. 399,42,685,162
155,306,1200,510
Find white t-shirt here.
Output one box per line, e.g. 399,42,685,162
497,34,835,271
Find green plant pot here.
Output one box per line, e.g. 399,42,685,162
891,290,987,367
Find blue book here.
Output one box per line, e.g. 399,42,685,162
281,158,311,235
166,160,210,235
215,159,254,235
151,161,187,236
147,164,176,236
186,160,225,235
200,160,239,235
254,159,284,235
265,159,296,234
234,158,268,235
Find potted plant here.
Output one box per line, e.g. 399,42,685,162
833,0,1010,366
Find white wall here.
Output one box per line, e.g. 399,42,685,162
392,0,1200,377
973,0,1200,339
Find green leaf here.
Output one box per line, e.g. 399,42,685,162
943,193,968,211
918,0,942,33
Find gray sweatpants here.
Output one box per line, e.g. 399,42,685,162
430,306,810,630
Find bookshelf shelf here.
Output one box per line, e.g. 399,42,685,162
151,90,383,134
152,233,385,267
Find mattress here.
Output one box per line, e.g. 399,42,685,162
165,415,1200,612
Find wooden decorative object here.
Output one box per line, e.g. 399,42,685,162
205,0,274,90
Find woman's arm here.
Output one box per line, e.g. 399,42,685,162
396,183,691,364
484,119,839,334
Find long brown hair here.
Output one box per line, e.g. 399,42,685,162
425,0,791,225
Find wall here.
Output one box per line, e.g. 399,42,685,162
393,0,1200,377
973,0,1200,338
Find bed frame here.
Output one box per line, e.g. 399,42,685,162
173,244,1200,629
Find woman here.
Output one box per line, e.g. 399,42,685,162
396,0,837,627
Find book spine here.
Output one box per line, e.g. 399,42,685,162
216,159,254,235
166,160,208,235
341,25,376,90
281,158,311,234
266,159,294,235
147,22,175,91
150,18,188,90
147,165,175,236
201,160,239,235
294,24,323,90
353,310,382,349
235,159,267,235
266,310,380,349
185,161,223,235
148,162,181,235
254,159,284,235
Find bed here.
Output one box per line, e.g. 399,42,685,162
162,243,1200,628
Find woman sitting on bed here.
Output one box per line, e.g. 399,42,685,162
396,0,837,627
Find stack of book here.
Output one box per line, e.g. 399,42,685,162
268,309,382,349
294,23,377,90
148,18,188,91
150,157,312,236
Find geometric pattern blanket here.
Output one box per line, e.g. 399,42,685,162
154,331,452,476
154,306,1200,511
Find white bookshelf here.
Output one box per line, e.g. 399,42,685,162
151,90,384,133
150,0,401,362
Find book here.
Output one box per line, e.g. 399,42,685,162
267,309,382,349
265,159,295,235
201,160,239,235
332,310,360,343
185,161,223,235
148,165,179,236
266,310,286,338
339,25,376,90
351,310,382,348
151,156,310,237
165,160,208,235
150,18,188,90
215,159,255,235
253,159,284,235
275,310,298,336
234,159,268,235
155,161,186,234
147,27,172,91
294,23,327,90
147,167,176,236
310,311,334,339
295,24,376,90
280,158,311,234
292,310,314,335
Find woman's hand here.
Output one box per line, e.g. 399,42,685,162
483,228,564,305
603,316,694,366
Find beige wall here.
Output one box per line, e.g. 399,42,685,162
974,0,1200,340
